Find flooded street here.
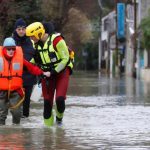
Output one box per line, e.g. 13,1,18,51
1,72,150,150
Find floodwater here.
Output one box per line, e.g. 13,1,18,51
0,71,150,150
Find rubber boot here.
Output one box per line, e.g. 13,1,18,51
44,113,54,127
55,107,63,125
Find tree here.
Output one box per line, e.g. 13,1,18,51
0,0,42,44
41,1,94,70
0,0,14,43
0,0,112,70
62,8,93,47
140,11,150,67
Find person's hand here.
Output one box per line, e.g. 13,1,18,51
43,71,51,77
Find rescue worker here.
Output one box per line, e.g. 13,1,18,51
26,22,73,126
12,18,37,118
0,37,50,125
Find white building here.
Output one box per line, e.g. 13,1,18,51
100,11,116,73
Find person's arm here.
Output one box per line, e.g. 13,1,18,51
23,59,50,77
52,36,69,74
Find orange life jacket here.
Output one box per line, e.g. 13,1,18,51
0,46,23,91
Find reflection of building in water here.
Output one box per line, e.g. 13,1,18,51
143,82,150,97
125,77,135,97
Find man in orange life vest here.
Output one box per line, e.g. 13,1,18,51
0,37,50,125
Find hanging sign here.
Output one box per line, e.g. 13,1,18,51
117,3,125,39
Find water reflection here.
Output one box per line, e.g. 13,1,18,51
0,128,25,150
69,72,150,102
0,72,150,150
0,127,76,150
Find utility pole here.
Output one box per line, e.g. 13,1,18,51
133,0,137,78
98,0,103,72
115,0,118,67
115,0,120,75
136,0,141,79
